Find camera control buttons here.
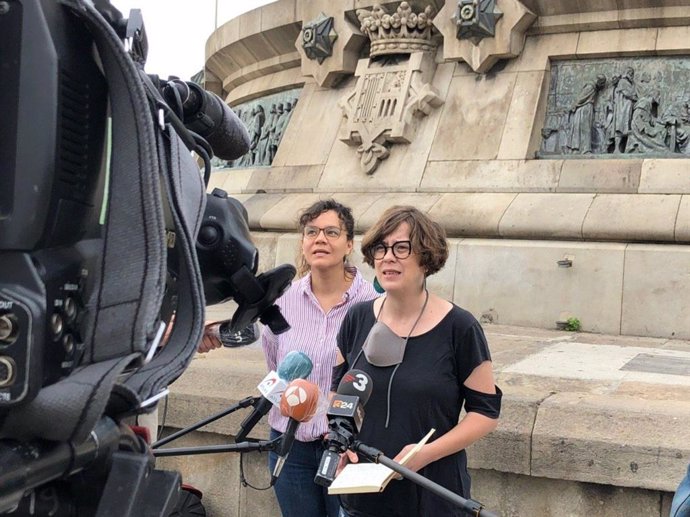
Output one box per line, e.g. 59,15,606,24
63,297,78,323
198,224,221,247
50,313,64,340
62,333,75,354
0,356,16,387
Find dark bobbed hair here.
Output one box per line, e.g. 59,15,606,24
361,205,448,276
297,199,355,277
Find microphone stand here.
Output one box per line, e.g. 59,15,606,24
150,395,283,458
352,441,500,517
152,438,279,457
152,395,258,448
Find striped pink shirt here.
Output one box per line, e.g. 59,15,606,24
262,268,377,441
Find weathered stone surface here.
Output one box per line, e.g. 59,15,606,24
466,393,542,475
499,193,595,239
621,6,690,30
621,244,690,339
557,160,642,193
429,72,518,161
164,349,268,437
471,469,669,517
259,192,333,230
582,194,681,241
261,0,297,31
576,27,658,57
242,193,286,229
226,67,305,106
272,82,353,167
155,431,243,517
274,233,300,271
212,169,254,194
237,7,262,41
325,192,382,233
244,165,324,193
357,193,443,230
159,321,689,515
677,195,690,242
426,238,458,302
639,159,690,194
656,24,690,52
531,392,690,491
252,232,280,273
531,10,620,34
497,70,548,160
504,32,579,72
454,240,626,334
238,452,282,517
421,159,563,192
428,193,517,237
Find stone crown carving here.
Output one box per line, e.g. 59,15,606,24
356,2,437,57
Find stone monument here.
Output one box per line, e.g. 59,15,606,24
160,2,690,516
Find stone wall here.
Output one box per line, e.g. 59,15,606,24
204,0,690,339
154,335,689,517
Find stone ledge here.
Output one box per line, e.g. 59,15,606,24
208,190,690,244
163,325,690,493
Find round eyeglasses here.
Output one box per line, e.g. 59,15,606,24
303,225,342,240
371,240,412,260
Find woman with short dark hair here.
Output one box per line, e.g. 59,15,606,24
333,205,501,517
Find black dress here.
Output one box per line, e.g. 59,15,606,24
332,300,493,517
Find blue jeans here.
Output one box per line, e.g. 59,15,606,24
269,428,341,517
672,463,690,517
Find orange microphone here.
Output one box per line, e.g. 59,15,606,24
272,379,320,484
279,378,320,423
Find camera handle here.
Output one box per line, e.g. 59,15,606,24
351,441,500,517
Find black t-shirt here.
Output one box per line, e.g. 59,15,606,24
332,299,492,517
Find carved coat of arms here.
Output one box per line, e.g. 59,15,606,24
338,3,443,174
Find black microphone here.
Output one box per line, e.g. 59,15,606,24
270,379,320,485
314,369,373,487
235,351,313,443
163,80,250,160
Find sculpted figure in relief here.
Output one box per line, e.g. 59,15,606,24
567,75,606,154
612,67,637,153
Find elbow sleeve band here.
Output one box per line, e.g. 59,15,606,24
464,385,502,419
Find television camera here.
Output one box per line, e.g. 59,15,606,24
0,0,294,514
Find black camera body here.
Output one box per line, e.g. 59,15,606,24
0,0,108,407
0,1,293,514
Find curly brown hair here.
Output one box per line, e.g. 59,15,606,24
361,205,448,276
296,199,355,277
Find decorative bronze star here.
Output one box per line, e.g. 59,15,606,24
302,13,337,65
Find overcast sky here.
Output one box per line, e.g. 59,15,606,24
110,0,276,80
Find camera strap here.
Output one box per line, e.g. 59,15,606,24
1,0,205,443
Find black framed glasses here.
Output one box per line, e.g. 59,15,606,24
371,240,412,260
303,225,342,240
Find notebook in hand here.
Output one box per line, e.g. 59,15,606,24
327,429,435,495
